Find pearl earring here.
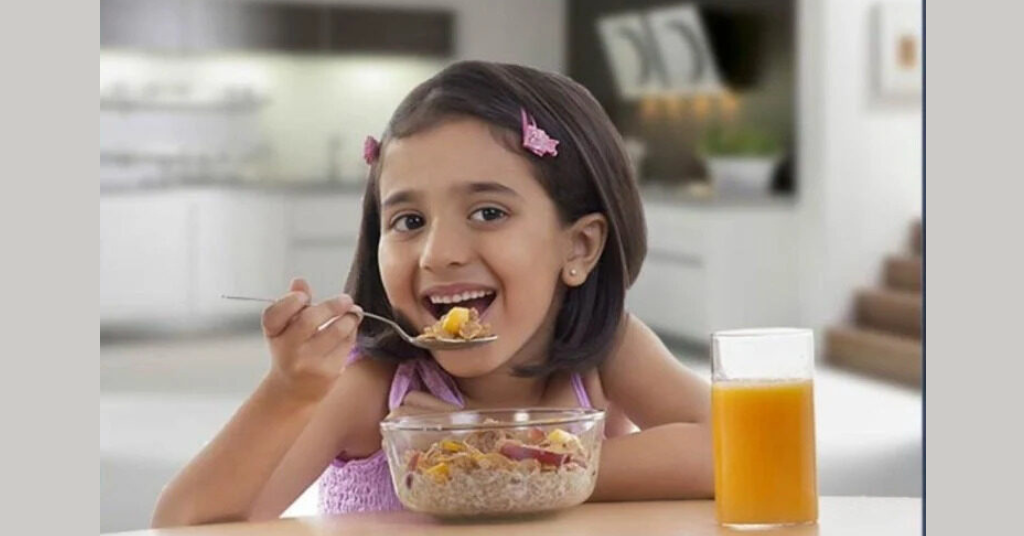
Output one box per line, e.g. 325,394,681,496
569,268,578,277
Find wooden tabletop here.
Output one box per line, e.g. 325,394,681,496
109,497,921,536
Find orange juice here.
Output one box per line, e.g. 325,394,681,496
712,379,818,525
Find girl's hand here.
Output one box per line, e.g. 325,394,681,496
262,278,362,403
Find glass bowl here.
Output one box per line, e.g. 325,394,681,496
380,408,605,517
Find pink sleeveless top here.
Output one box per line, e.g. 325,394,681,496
317,356,594,514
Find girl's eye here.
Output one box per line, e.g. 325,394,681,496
470,207,508,223
391,214,425,232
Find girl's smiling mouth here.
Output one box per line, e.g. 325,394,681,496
420,283,498,321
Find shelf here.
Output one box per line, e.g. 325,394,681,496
100,97,268,113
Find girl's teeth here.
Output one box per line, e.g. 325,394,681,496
428,289,494,304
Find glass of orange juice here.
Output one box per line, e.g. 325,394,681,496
711,328,818,528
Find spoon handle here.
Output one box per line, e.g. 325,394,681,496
219,294,496,349
220,295,275,304
220,295,417,342
359,311,403,331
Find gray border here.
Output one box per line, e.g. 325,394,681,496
927,0,1024,533
10,0,96,533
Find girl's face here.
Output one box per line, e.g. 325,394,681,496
377,118,568,378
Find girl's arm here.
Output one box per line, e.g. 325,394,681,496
247,368,464,521
247,358,393,520
590,314,715,501
152,360,391,526
152,281,386,527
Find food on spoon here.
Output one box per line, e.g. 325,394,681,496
417,306,493,341
441,307,470,335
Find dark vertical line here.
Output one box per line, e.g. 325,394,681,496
920,0,927,534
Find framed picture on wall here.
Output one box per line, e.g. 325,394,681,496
874,3,922,99
597,12,666,100
646,4,723,96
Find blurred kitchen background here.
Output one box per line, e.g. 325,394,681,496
100,0,923,532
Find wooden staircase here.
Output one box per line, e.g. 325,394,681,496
826,221,922,386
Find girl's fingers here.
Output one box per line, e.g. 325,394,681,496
306,306,362,357
261,291,310,337
286,295,355,342
289,277,313,298
321,315,363,370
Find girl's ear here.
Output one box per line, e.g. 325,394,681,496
562,213,608,287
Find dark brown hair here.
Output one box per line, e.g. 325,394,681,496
345,61,646,376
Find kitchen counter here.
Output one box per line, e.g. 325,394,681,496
107,497,920,535
639,184,797,209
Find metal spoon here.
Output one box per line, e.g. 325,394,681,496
221,295,498,351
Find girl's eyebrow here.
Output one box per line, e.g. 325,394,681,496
461,181,522,199
381,189,419,209
381,182,521,209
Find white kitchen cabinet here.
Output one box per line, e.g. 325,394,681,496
288,246,356,298
627,256,707,340
100,192,194,323
627,200,799,343
101,187,365,329
193,191,289,317
285,192,363,298
288,193,363,241
702,207,801,334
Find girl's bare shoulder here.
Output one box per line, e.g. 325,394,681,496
597,314,710,427
599,313,679,379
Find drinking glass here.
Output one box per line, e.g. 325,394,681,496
711,328,818,527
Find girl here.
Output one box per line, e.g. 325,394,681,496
152,61,713,527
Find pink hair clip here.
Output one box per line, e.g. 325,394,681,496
521,108,559,157
363,136,380,165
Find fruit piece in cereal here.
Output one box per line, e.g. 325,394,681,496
498,442,571,467
441,307,471,335
440,439,465,453
424,462,450,483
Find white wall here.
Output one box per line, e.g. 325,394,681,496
797,0,923,341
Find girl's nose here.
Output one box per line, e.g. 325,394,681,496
419,218,472,272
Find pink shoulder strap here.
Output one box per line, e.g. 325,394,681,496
570,372,594,409
344,347,362,366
